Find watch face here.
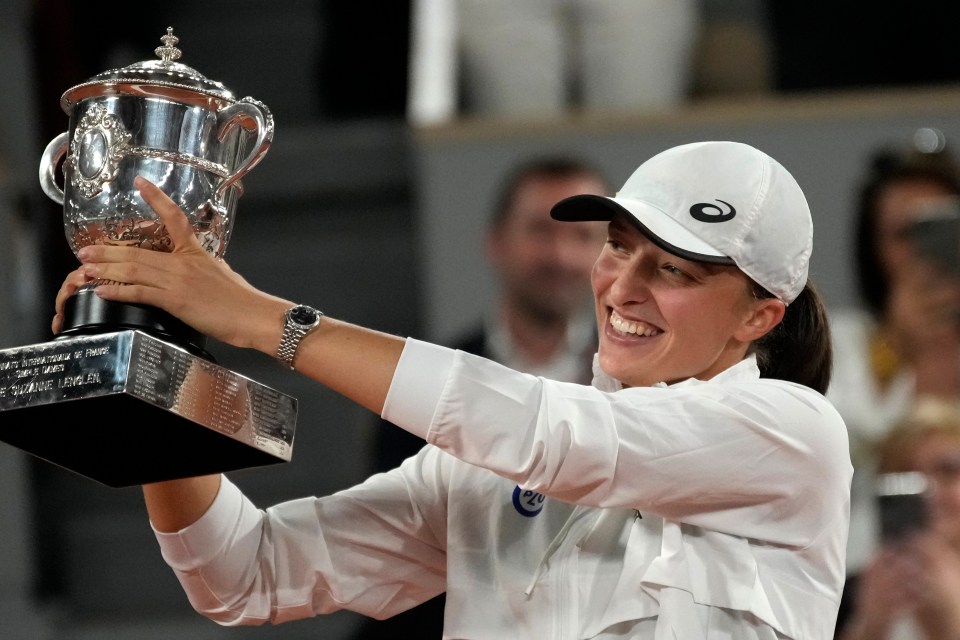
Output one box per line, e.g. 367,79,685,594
290,306,319,326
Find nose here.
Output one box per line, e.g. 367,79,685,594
605,254,651,307
543,233,570,264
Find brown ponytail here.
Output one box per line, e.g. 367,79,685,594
751,280,833,395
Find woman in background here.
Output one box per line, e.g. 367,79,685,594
837,401,960,639
829,132,960,573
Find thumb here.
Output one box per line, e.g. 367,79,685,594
134,176,204,253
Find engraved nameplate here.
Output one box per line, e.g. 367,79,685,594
0,331,296,487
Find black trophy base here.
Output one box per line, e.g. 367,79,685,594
59,287,212,360
4,393,281,487
0,331,297,488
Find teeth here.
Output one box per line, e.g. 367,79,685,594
610,311,660,336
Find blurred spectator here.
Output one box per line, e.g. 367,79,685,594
372,153,609,471
836,401,960,639
829,129,960,573
407,0,701,125
691,0,774,98
351,155,608,638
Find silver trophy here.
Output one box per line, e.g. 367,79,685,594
0,28,296,487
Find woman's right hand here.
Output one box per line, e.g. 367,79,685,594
844,536,960,640
841,544,923,639
72,177,292,354
912,534,960,639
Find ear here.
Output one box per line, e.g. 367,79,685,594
734,297,786,343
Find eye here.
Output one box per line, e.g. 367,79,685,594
662,263,687,277
605,237,626,253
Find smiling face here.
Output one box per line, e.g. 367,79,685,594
591,215,785,387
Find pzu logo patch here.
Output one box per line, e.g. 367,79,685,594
513,486,545,517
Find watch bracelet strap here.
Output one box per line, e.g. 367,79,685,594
277,307,323,369
276,322,307,369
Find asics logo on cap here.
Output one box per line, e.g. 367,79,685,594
689,199,736,223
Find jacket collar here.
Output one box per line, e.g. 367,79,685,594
591,354,761,392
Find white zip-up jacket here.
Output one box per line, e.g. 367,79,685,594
155,339,852,639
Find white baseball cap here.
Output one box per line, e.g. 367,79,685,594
551,141,812,303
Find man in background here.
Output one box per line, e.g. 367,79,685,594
354,156,608,638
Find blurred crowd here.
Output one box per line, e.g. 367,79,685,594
830,130,960,638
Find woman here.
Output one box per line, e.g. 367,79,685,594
837,402,960,639
829,136,960,572
55,141,851,638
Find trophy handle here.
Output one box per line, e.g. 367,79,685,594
215,97,274,199
39,131,70,205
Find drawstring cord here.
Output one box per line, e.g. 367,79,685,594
524,509,580,596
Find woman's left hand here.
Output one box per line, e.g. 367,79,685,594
911,534,960,637
77,176,291,353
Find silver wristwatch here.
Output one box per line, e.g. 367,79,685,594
276,304,322,369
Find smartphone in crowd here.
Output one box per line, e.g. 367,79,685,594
911,197,960,276
876,471,928,542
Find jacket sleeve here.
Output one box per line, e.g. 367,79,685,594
153,446,450,626
383,339,852,547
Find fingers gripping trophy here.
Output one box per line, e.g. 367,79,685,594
0,28,298,487
43,27,270,354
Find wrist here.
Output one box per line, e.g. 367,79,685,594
275,303,323,369
234,295,295,355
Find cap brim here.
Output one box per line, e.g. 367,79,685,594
551,194,735,265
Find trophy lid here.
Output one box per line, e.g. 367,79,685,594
60,27,240,112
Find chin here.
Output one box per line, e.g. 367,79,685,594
596,355,641,387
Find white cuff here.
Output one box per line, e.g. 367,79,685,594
382,338,456,440
153,475,253,571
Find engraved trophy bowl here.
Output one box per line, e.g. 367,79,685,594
39,27,274,356
0,27,296,487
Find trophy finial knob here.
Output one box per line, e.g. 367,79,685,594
154,27,182,64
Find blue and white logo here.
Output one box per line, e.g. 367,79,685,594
513,485,546,517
